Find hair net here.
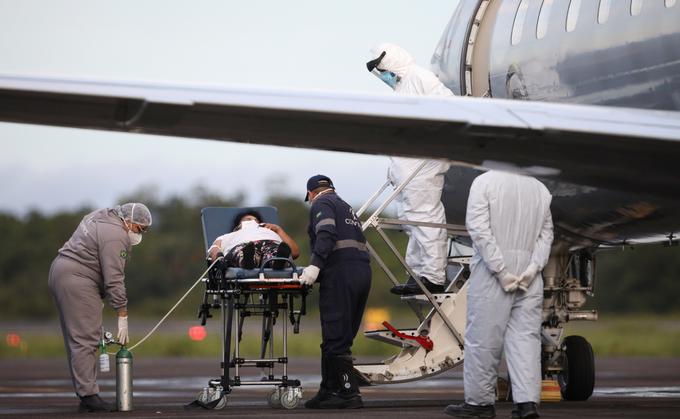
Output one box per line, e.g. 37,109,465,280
115,203,152,227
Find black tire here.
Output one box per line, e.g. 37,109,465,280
559,335,595,401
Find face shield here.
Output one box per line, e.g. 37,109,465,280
366,51,400,89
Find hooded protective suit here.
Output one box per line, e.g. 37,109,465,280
369,43,453,285
463,171,553,406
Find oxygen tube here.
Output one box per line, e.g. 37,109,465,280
100,259,221,411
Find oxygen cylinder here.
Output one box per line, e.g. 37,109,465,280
116,346,133,411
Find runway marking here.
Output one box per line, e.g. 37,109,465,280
594,386,680,398
5,375,680,401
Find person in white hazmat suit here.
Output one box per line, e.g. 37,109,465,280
445,171,553,419
366,43,453,295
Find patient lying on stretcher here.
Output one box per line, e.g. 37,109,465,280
208,210,300,270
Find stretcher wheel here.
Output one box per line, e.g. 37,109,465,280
196,388,227,409
213,395,228,410
559,335,595,401
267,388,282,408
280,387,302,410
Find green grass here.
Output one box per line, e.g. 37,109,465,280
3,313,680,359
0,327,393,359
565,313,680,357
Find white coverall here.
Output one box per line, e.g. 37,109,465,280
371,43,453,285
464,171,553,405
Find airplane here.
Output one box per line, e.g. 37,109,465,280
1,0,679,403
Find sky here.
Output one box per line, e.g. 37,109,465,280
0,0,458,215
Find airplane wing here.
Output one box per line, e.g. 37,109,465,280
1,75,680,198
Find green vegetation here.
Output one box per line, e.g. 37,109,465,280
591,245,680,313
0,186,409,321
2,185,680,360
3,314,679,359
566,313,680,357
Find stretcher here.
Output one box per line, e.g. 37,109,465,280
186,206,308,410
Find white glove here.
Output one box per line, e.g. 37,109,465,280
518,263,540,292
117,315,129,345
299,265,320,286
497,270,521,293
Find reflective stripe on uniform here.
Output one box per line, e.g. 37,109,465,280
333,239,368,252
315,218,336,233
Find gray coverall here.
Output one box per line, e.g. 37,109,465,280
464,171,553,405
48,208,130,397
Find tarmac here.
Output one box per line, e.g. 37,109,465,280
1,356,679,418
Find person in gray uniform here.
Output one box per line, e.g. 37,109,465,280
48,203,152,413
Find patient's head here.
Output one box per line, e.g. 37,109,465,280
232,210,263,231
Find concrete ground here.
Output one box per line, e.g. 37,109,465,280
1,356,679,418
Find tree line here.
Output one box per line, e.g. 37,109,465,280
0,186,678,320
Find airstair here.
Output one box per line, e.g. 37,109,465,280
353,162,598,402
353,160,472,384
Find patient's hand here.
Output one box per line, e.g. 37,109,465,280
261,223,282,234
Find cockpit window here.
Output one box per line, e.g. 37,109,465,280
566,0,581,32
537,0,554,40
598,0,611,23
631,0,644,16
511,0,530,45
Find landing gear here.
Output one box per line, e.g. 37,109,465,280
558,335,595,401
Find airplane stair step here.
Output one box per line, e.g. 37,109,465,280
364,328,421,348
400,292,457,304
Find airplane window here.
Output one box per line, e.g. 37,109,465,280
511,0,530,45
631,0,644,15
665,0,675,7
598,0,611,24
566,0,582,32
537,0,555,39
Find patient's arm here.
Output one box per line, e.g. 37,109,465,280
262,223,300,259
208,239,223,260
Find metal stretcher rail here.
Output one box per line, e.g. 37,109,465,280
188,257,309,410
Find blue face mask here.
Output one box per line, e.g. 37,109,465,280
377,70,399,89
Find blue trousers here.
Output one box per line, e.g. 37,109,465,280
318,261,371,356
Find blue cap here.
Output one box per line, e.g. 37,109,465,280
305,175,334,201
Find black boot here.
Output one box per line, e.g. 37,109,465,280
511,402,539,419
242,242,256,269
272,242,291,270
444,402,495,418
305,355,335,408
78,394,113,412
316,355,363,409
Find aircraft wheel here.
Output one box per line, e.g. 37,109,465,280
267,388,282,408
558,335,595,401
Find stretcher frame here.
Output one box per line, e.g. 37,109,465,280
189,207,308,410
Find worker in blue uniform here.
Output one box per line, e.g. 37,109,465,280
299,174,372,410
